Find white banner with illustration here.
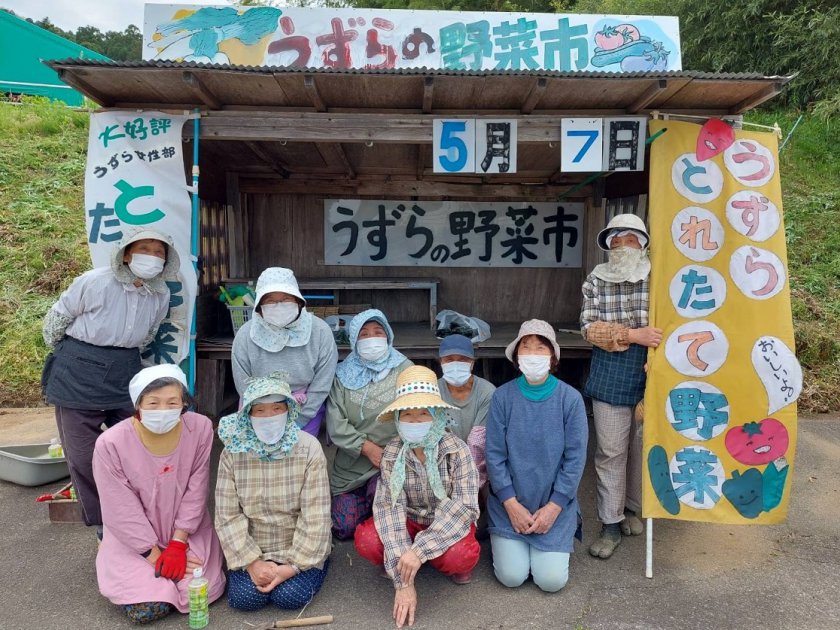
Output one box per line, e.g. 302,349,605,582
144,4,681,72
325,199,583,268
84,111,196,365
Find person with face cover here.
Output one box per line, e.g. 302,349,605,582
580,214,662,560
326,309,413,540
354,366,480,628
485,320,588,593
231,267,339,437
436,334,496,488
92,364,226,624
42,228,178,535
215,373,331,612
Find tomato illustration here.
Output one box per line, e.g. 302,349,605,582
594,23,641,51
725,418,789,465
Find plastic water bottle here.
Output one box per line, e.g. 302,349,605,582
48,438,63,458
188,567,209,628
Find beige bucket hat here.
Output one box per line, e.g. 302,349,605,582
596,214,650,251
504,319,561,362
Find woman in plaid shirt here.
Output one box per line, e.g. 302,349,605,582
355,366,480,628
580,214,663,560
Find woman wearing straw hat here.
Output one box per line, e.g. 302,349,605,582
486,320,588,593
231,267,339,436
326,309,412,540
354,366,480,628
92,364,225,624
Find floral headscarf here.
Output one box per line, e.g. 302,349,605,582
389,408,449,507
218,373,301,461
334,309,407,390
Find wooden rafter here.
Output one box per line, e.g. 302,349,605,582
422,77,434,114
730,82,783,114
304,75,327,112
56,69,113,106
315,142,356,179
243,141,290,178
627,79,667,113
520,78,547,114
182,71,221,110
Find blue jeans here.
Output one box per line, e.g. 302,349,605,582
227,561,330,611
490,535,570,593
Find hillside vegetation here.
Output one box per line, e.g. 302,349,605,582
0,101,837,410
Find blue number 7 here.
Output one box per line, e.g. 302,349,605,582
567,129,599,163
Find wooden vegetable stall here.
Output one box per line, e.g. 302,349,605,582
50,59,788,416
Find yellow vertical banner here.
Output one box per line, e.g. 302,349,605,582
643,120,800,524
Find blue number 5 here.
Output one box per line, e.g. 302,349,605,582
439,121,468,171
568,129,599,163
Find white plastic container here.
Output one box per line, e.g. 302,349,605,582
0,443,70,486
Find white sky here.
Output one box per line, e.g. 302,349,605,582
1,1,217,33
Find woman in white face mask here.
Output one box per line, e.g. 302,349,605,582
215,373,331,613
485,319,589,594
41,228,176,537
326,309,412,540
231,267,339,439
355,366,481,629
91,364,225,624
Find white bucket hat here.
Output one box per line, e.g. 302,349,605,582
255,267,306,307
505,319,561,362
597,214,650,251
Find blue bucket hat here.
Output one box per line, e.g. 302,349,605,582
439,334,475,359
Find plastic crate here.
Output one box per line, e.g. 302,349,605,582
227,304,254,335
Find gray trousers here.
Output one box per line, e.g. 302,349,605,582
592,399,643,524
54,405,134,526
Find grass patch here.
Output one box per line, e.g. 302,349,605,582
0,101,837,411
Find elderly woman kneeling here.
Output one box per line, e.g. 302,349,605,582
486,320,588,593
355,366,480,628
92,365,226,624
215,373,331,612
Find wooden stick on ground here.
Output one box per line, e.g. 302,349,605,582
269,615,334,628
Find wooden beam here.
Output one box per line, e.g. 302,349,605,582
183,71,221,110
270,73,293,106
730,82,784,114
520,78,547,114
303,75,327,112
627,79,667,114
417,144,430,180
244,141,290,178
315,142,356,179
199,112,569,144
56,69,113,106
422,77,434,114
238,176,592,199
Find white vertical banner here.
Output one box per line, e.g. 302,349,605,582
475,119,518,174
561,118,604,172
84,111,196,365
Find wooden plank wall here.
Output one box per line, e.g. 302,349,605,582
235,192,597,325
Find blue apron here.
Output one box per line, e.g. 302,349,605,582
583,343,647,407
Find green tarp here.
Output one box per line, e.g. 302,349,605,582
0,11,110,106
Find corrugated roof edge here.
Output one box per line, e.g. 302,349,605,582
45,58,792,82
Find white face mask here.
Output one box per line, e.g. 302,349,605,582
261,302,300,328
356,337,389,362
128,254,165,279
140,408,182,434
398,420,433,444
441,361,472,387
608,246,646,269
250,413,288,444
518,354,552,382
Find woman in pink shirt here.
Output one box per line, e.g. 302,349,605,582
92,364,225,624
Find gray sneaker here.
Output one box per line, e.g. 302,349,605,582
620,510,644,536
589,523,622,559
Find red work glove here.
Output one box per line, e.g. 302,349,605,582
155,539,188,581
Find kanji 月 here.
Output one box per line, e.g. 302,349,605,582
479,122,512,173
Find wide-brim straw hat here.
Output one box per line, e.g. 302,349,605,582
504,319,561,362
377,366,455,422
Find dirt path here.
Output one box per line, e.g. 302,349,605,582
0,407,57,445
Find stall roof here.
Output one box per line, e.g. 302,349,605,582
48,59,790,115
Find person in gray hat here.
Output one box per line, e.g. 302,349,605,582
580,214,662,559
41,228,177,534
437,334,496,481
